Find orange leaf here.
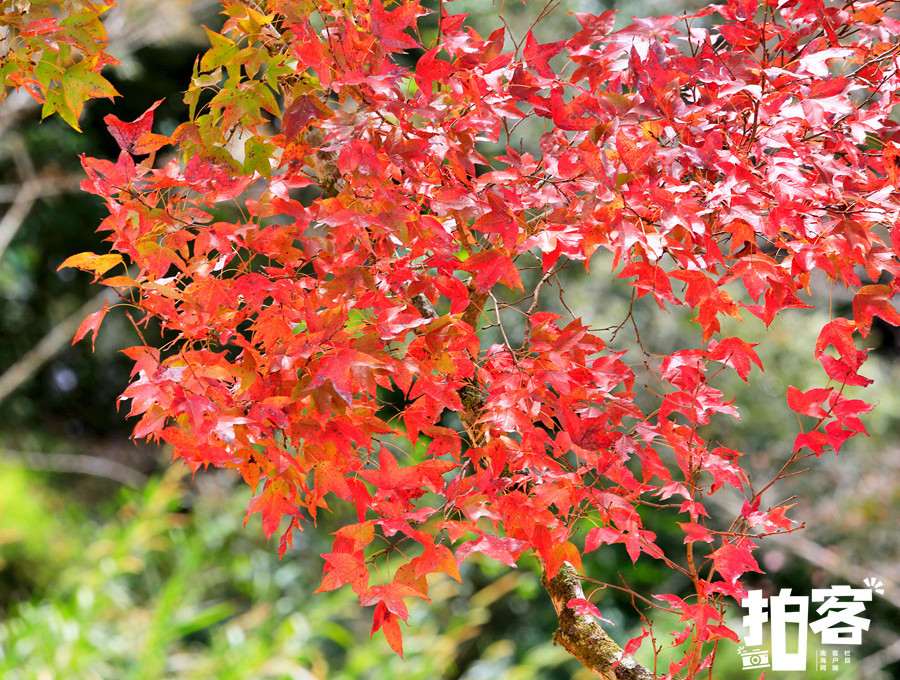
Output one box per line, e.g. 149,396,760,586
100,275,137,288
883,142,900,188
58,252,124,279
412,543,462,583
371,601,404,657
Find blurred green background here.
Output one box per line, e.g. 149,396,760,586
1,1,899,678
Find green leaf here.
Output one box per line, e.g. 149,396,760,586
249,81,279,117
243,136,276,178
34,53,62,89
53,58,119,130
58,8,108,50
42,88,80,130
200,27,239,72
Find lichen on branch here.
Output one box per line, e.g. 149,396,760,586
542,563,653,680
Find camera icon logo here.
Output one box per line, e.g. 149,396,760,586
738,646,771,669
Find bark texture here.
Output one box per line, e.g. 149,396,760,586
542,563,654,680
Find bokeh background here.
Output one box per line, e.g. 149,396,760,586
1,0,898,678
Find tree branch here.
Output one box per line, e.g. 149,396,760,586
232,9,651,675
449,305,651,676
542,562,654,680
460,289,489,331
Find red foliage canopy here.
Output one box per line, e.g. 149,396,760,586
28,0,900,675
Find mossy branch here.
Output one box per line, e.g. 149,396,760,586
542,562,654,680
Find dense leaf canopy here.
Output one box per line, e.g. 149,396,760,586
9,0,900,675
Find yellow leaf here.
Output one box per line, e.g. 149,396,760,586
58,252,123,277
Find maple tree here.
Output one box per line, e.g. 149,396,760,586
9,0,900,676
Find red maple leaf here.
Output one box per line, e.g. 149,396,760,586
371,601,404,656
104,99,167,155
853,284,900,337
72,299,110,350
709,539,761,584
455,535,527,568
786,385,832,418
708,337,763,381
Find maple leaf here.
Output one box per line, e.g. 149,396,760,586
523,31,565,79
72,299,110,351
317,551,370,597
883,142,900,188
617,261,678,308
368,0,421,50
371,601,404,656
358,448,421,491
584,526,622,553
47,0,900,673
412,543,462,583
281,94,332,140
538,537,584,579
58,251,124,280
615,128,656,173
621,628,650,658
671,270,740,341
709,539,761,584
741,499,794,532
455,535,527,568
793,430,829,456
815,318,858,359
567,598,613,623
853,284,900,337
702,447,747,493
708,337,763,381
43,56,120,131
829,393,872,435
462,249,524,293
361,582,430,622
678,522,714,544
820,348,872,386
549,88,600,131
787,386,832,419
246,481,297,540
104,99,167,155
310,349,382,404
